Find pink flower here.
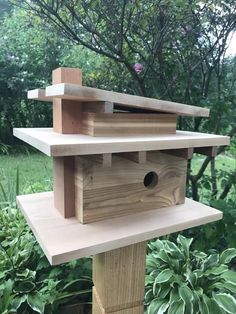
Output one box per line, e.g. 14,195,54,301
134,63,143,74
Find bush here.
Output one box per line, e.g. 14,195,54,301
145,235,236,314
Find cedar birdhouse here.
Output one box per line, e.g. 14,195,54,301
15,67,229,313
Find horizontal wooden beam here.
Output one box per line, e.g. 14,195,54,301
13,128,230,157
194,146,217,157
162,148,194,160
45,83,209,117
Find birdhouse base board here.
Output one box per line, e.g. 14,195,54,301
16,192,222,265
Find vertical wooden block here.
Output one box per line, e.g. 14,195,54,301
52,67,82,85
52,67,83,134
93,242,146,313
53,156,75,218
52,68,82,216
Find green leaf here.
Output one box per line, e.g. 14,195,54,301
178,285,193,314
145,275,154,285
167,299,185,314
213,293,236,313
154,269,173,284
177,235,193,258
27,292,45,314
11,295,27,311
220,248,236,264
148,298,168,314
202,253,219,271
221,271,236,286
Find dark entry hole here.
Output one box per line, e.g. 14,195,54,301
143,171,158,189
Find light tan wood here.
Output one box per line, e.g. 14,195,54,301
52,68,83,134
53,98,83,133
83,101,114,113
82,113,176,136
163,148,194,159
194,146,217,157
52,67,82,85
45,83,210,117
53,157,75,218
27,89,53,101
119,151,146,164
93,242,146,313
93,288,144,314
16,192,222,265
13,128,230,157
75,152,186,223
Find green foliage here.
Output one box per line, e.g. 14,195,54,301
0,171,92,313
145,235,236,314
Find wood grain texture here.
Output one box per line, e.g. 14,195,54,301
52,67,82,85
93,288,144,314
75,152,187,223
93,242,146,313
52,67,83,134
16,192,222,265
45,83,210,117
13,128,230,157
82,113,176,136
53,157,75,218
162,148,194,160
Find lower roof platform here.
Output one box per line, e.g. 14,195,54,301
17,192,222,265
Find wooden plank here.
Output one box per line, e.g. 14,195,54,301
13,128,230,157
53,157,75,218
75,152,187,223
194,146,217,157
16,192,222,265
52,67,83,134
93,242,146,313
27,89,53,102
45,83,210,117
82,113,176,136
162,148,194,160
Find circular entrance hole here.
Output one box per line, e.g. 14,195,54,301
143,171,158,189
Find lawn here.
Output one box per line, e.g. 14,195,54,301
0,152,52,196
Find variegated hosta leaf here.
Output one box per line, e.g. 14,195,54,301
213,293,236,314
219,248,236,264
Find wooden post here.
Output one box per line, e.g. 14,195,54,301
92,242,147,314
52,67,83,134
52,67,82,217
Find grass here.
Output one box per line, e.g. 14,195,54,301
0,152,52,196
191,154,236,175
0,152,235,191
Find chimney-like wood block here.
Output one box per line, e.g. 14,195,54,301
53,156,75,218
92,242,146,313
75,152,187,223
52,67,83,134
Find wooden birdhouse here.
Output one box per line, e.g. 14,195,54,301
15,67,229,314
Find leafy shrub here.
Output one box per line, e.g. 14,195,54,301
0,168,92,313
145,235,236,314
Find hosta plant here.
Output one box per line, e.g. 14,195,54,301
145,235,236,314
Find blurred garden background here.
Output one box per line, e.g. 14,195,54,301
0,0,236,313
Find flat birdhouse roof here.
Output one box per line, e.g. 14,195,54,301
28,84,210,117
